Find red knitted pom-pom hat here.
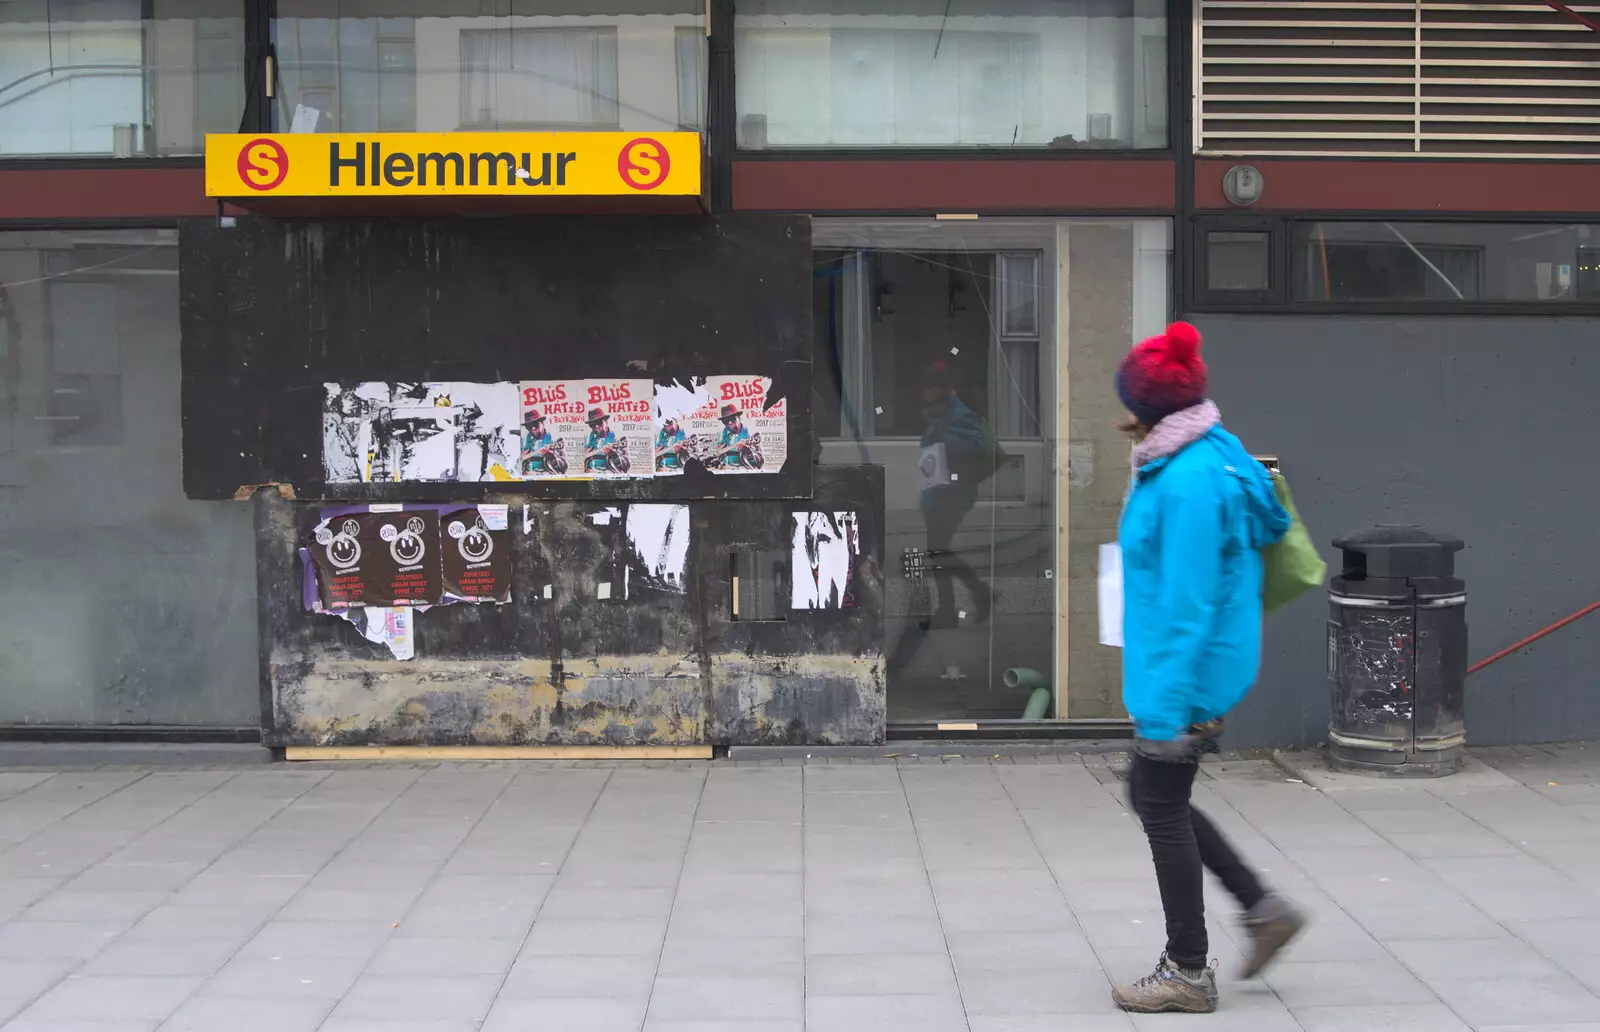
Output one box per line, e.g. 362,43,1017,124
1116,321,1209,427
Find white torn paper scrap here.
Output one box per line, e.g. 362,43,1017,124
340,606,415,660
791,511,860,609
588,507,622,526
597,582,613,600
1098,542,1124,648
625,504,690,593
479,504,508,531
289,104,322,133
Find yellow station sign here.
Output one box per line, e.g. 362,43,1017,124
205,132,702,198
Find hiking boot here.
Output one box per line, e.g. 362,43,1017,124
1240,894,1306,979
1111,953,1218,1014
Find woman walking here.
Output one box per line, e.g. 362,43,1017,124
1110,321,1306,1014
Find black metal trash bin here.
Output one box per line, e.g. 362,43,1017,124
1327,526,1467,777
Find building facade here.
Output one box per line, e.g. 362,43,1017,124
0,0,1595,747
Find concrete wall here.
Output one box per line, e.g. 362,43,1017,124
1195,314,1600,748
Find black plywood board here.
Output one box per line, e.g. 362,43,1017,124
181,215,813,501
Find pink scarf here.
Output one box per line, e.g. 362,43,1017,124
1132,400,1221,468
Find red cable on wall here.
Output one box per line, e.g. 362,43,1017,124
1467,599,1600,676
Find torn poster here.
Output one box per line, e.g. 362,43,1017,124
441,505,512,603
792,511,860,609
339,606,415,660
691,375,787,474
652,378,713,476
323,382,520,483
309,509,442,607
579,378,652,479
624,504,690,595
519,380,588,480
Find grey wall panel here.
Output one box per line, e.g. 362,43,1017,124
1195,314,1600,748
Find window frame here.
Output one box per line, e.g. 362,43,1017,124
729,0,1174,158
1190,215,1287,310
0,0,253,167
1187,214,1600,316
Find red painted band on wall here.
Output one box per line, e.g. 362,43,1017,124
1195,159,1600,214
736,158,1176,213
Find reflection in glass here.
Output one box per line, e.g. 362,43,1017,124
1206,231,1270,292
0,0,245,157
1294,222,1600,303
736,0,1168,149
273,0,705,134
0,230,257,724
813,220,1172,723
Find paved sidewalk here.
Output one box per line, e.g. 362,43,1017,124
2,746,1600,1031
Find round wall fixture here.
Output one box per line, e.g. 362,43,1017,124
1222,165,1265,207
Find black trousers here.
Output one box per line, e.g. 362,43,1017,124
922,490,984,617
1127,753,1267,969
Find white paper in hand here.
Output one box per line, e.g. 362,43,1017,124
1098,542,1124,648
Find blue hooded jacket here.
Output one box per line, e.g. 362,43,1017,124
1119,425,1290,741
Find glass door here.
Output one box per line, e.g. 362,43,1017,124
811,218,1170,725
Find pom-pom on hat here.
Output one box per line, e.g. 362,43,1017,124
1116,321,1208,428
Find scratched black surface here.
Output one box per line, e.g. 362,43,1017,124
256,467,885,746
180,215,813,502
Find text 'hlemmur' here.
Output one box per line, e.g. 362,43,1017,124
328,142,578,188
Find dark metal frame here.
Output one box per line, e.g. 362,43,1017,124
1185,212,1600,316
0,0,275,171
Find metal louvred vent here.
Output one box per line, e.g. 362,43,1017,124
1197,0,1600,157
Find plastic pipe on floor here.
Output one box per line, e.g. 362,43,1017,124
1004,668,1053,719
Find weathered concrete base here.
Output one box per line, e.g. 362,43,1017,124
270,651,885,748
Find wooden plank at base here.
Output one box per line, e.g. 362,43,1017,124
283,745,713,762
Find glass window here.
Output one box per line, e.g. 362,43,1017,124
0,230,257,725
1207,231,1270,292
274,0,706,135
812,218,1172,723
735,0,1168,150
0,0,245,158
1294,222,1600,303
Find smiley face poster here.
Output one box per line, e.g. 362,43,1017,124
309,508,442,608
440,505,511,603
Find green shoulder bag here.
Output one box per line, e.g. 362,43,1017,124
1262,472,1327,612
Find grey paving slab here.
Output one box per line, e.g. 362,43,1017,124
807,993,970,1032
158,996,332,1032
0,920,128,960
1262,959,1438,1008
364,935,522,977
15,975,201,1023
238,919,396,961
316,1021,479,1032
968,1018,1137,1032
959,967,1117,1015
198,954,369,1000
806,952,959,996
2,1022,158,1032
656,932,805,978
78,935,242,977
329,974,502,1022
479,996,650,1032
501,953,660,998
1291,1003,1473,1032
9,751,1600,1030
645,975,805,1022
